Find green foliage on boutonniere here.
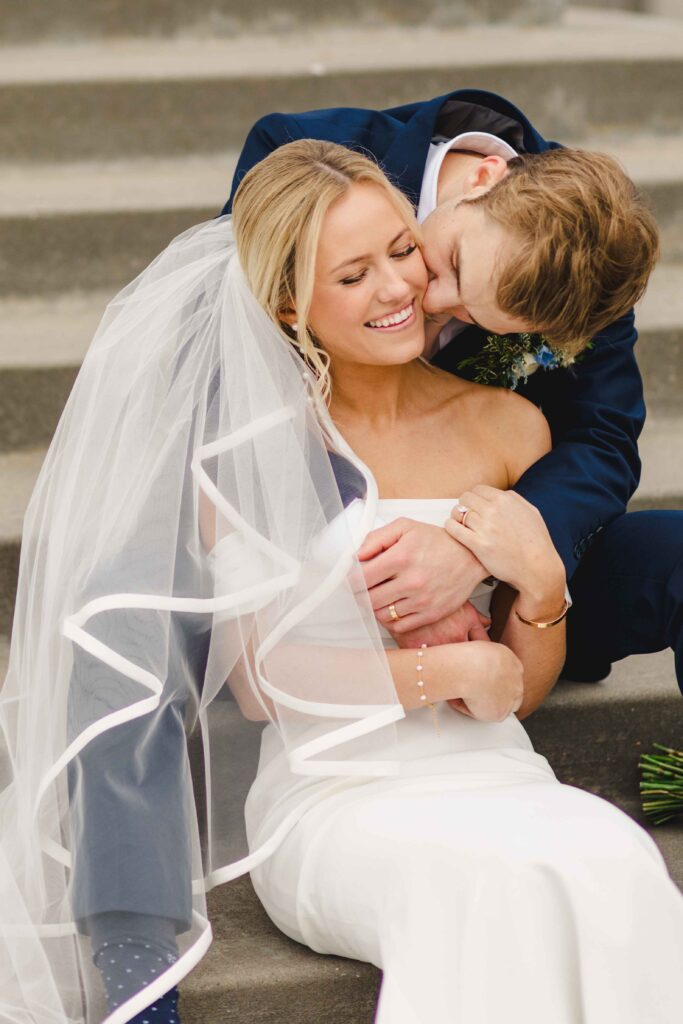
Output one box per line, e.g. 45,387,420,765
640,744,683,825
457,332,580,390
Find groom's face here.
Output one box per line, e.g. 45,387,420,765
420,199,531,336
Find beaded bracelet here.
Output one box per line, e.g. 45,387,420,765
416,643,440,737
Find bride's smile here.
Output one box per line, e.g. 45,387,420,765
305,180,428,367
365,299,415,331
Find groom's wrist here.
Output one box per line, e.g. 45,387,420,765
514,571,567,623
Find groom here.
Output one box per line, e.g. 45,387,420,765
222,89,683,699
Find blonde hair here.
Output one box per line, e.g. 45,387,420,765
231,139,419,400
468,148,660,354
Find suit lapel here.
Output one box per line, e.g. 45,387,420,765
430,324,485,379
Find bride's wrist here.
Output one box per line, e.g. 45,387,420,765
419,643,479,704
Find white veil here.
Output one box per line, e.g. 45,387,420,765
0,216,402,1023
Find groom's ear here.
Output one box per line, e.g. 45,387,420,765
461,155,510,198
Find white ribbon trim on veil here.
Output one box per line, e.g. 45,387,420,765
35,406,403,879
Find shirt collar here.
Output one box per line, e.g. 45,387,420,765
416,130,518,225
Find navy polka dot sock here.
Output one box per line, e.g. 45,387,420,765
89,912,181,1022
126,984,180,1024
93,937,179,1018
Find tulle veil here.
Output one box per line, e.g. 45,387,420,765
0,216,403,1023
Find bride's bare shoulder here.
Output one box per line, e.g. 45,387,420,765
477,383,551,481
436,374,551,481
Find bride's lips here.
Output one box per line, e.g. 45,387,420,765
364,301,417,333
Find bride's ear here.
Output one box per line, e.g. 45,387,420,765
279,308,299,336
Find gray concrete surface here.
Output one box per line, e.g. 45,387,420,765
178,805,683,1023
0,633,679,1024
1,11,683,163
2,132,681,300
0,0,566,44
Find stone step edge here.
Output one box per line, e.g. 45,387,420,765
3,131,683,218
2,9,683,87
4,0,680,44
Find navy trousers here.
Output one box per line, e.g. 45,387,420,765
563,510,683,692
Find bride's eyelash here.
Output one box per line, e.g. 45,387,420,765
341,270,367,286
340,243,417,286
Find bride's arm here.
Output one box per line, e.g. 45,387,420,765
446,393,567,718
268,640,524,722
386,641,524,721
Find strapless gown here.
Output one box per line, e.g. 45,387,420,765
247,499,683,1023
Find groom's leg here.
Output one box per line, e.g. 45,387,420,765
562,510,683,693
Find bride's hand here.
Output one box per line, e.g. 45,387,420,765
443,641,524,722
444,486,565,598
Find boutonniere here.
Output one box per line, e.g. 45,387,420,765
457,332,578,390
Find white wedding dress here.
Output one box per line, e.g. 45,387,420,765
246,498,683,1024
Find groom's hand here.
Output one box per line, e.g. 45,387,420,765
357,518,488,634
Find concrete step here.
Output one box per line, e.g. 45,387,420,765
183,810,683,1023
181,666,683,1019
0,0,561,44
0,9,682,164
526,649,683,803
185,876,381,1024
1,130,682,300
0,154,227,300
632,413,683,510
635,261,683,417
1,258,680,453
0,448,40,634
0,633,680,1022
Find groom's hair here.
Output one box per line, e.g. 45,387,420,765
467,148,660,351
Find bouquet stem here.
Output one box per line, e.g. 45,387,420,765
639,744,683,825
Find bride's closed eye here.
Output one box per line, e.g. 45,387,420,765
392,242,418,259
340,242,418,286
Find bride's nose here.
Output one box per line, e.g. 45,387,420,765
374,260,412,305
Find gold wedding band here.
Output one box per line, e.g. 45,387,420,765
388,604,401,621
461,510,470,529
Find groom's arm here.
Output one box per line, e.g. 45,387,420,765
513,309,645,581
221,105,406,215
221,113,305,215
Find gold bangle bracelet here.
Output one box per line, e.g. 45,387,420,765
515,596,570,629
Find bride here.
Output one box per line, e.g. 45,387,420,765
1,139,682,1024
232,141,683,1023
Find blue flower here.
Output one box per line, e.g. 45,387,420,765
534,344,558,368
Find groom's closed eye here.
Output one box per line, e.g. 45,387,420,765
451,247,490,334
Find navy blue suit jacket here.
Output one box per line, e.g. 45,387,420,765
221,89,645,580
